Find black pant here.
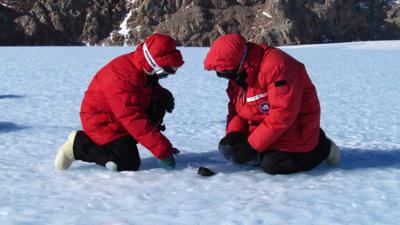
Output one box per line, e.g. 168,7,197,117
72,99,167,171
260,129,331,175
73,131,141,171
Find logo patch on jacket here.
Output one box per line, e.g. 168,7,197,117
259,102,269,113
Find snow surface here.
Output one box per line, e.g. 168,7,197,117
1,41,400,225
118,10,133,36
108,0,138,45
0,3,7,7
262,11,272,18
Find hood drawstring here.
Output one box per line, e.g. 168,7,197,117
240,88,247,104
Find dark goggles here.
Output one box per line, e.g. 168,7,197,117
153,67,177,79
216,70,240,80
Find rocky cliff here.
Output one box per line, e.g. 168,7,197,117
0,0,127,45
1,0,399,46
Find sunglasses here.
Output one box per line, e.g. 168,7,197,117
153,67,177,79
216,70,240,80
143,43,178,79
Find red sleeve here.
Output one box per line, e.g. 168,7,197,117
248,65,303,152
225,81,248,135
104,79,173,159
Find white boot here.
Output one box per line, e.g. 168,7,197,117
325,137,341,166
105,161,118,171
55,131,77,170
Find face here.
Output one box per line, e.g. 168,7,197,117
216,68,248,89
216,69,241,81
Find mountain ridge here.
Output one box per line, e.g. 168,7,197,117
1,0,399,46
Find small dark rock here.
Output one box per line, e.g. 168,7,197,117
198,167,216,177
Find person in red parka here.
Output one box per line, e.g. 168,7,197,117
55,33,184,171
204,34,341,174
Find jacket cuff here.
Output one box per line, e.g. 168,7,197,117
157,147,174,160
247,137,264,153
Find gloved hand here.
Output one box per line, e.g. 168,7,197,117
160,91,175,113
218,132,246,160
146,101,167,131
232,141,257,164
146,74,159,86
219,132,246,146
159,155,176,170
159,148,179,170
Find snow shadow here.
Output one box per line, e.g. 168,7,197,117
338,148,400,170
0,122,28,132
140,150,259,174
72,148,400,173
140,150,221,170
70,151,256,173
0,94,25,99
141,148,400,173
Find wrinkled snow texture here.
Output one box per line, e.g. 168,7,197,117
0,41,400,225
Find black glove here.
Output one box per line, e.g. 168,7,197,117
232,141,256,164
219,132,246,146
164,95,174,113
146,74,159,87
146,101,166,131
159,90,175,113
218,132,246,160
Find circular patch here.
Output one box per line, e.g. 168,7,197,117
259,102,269,113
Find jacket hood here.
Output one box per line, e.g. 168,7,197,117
133,33,184,73
204,34,247,72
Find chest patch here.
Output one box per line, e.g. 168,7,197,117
259,102,270,113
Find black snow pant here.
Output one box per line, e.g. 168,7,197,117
260,129,331,175
73,131,141,171
72,99,168,171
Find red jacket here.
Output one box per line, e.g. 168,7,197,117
80,34,184,159
205,34,320,153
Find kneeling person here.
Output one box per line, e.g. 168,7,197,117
204,34,340,175
55,33,184,171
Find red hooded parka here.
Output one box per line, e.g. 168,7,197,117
80,33,184,159
204,34,321,153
